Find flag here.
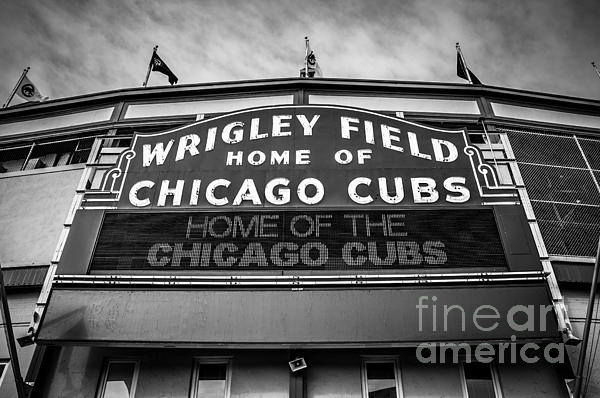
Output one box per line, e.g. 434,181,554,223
300,38,322,78
15,75,48,102
457,47,482,85
150,51,178,85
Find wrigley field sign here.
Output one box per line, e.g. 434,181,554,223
104,105,502,209
88,105,517,270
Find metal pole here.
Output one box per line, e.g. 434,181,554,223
143,45,158,87
305,37,309,78
20,142,36,172
2,67,29,108
573,237,600,398
0,263,27,398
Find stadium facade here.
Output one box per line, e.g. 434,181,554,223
0,77,598,397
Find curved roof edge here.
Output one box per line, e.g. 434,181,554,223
1,77,600,118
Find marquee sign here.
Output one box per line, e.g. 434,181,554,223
79,105,522,271
89,105,515,210
43,105,552,350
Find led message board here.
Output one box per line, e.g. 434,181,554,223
90,209,506,270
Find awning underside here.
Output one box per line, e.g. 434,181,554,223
37,285,559,346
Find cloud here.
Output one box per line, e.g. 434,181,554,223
0,0,599,102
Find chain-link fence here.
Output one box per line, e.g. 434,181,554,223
502,128,600,257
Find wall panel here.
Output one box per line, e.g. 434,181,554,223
0,168,82,266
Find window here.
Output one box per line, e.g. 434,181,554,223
0,107,114,138
362,359,402,398
309,95,481,115
0,136,96,174
123,95,293,119
96,360,139,398
491,102,600,130
0,144,30,172
461,362,502,398
190,358,231,398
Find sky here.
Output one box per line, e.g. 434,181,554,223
1,0,600,104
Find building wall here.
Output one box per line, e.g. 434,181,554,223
37,348,290,398
499,362,569,398
305,351,362,398
401,359,464,398
0,166,83,266
230,351,289,398
0,166,82,397
32,347,571,397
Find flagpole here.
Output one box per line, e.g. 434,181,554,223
2,67,29,108
592,61,600,80
305,37,309,79
456,43,473,84
143,45,158,87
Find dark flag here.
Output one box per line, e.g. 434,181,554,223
150,50,178,85
456,43,482,85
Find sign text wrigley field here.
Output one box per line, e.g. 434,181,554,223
122,106,480,209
